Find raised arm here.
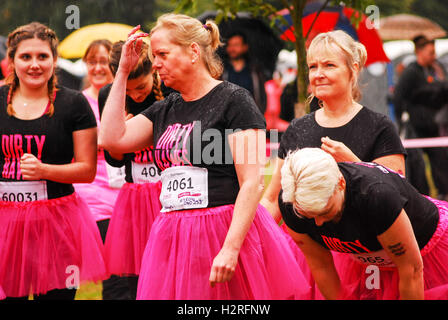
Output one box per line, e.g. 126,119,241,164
99,26,153,155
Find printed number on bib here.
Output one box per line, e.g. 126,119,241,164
131,162,161,184
350,250,396,268
160,166,208,212
0,181,48,202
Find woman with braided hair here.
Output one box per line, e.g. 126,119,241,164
0,22,107,300
99,38,167,299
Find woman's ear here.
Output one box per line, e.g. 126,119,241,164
190,42,201,63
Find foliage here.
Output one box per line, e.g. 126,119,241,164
175,0,375,117
0,0,157,41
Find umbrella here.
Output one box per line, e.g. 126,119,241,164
378,14,447,41
197,11,283,76
275,2,390,66
58,23,149,59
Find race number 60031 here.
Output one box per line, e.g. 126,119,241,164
2,191,38,202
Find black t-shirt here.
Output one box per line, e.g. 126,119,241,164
225,62,254,96
0,85,97,199
280,162,439,252
278,106,406,161
99,84,161,183
141,81,266,208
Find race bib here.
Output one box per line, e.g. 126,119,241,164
0,181,48,202
131,162,161,184
350,250,396,268
160,166,208,212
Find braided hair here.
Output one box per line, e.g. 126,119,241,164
5,22,59,117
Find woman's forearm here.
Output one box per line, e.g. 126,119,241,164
222,179,263,252
40,162,97,183
398,267,424,300
99,69,129,150
311,264,343,300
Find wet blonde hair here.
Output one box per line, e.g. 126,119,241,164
150,13,223,79
281,148,340,216
306,30,367,108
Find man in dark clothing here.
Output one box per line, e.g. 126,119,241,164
222,31,269,114
394,35,448,201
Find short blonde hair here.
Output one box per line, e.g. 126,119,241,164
306,30,367,105
281,148,340,215
150,13,223,79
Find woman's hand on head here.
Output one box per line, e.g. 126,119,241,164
321,136,360,163
118,25,149,75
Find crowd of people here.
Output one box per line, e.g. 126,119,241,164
0,12,447,301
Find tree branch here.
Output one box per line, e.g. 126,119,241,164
305,0,331,40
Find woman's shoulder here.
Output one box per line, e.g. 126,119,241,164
286,112,316,130
355,106,394,126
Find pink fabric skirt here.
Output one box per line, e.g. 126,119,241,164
136,204,311,300
74,157,120,222
0,193,108,298
332,197,448,300
104,182,162,276
0,286,5,300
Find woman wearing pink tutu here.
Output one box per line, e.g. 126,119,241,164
0,22,107,299
280,147,448,300
73,39,130,300
0,286,5,300
99,40,165,299
261,30,407,299
100,14,311,300
74,39,118,226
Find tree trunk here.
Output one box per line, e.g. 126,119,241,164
292,0,309,118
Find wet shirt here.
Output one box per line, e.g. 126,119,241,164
99,84,161,183
278,107,406,161
0,85,97,199
280,162,439,253
141,81,266,208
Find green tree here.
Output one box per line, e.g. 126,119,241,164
0,0,156,42
175,0,375,117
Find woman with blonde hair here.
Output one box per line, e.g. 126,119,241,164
262,30,406,223
99,38,165,299
0,22,106,300
280,147,448,300
261,30,406,299
100,14,310,300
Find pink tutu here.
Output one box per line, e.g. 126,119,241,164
0,193,108,298
333,197,448,300
74,155,120,222
137,204,311,300
104,182,162,276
